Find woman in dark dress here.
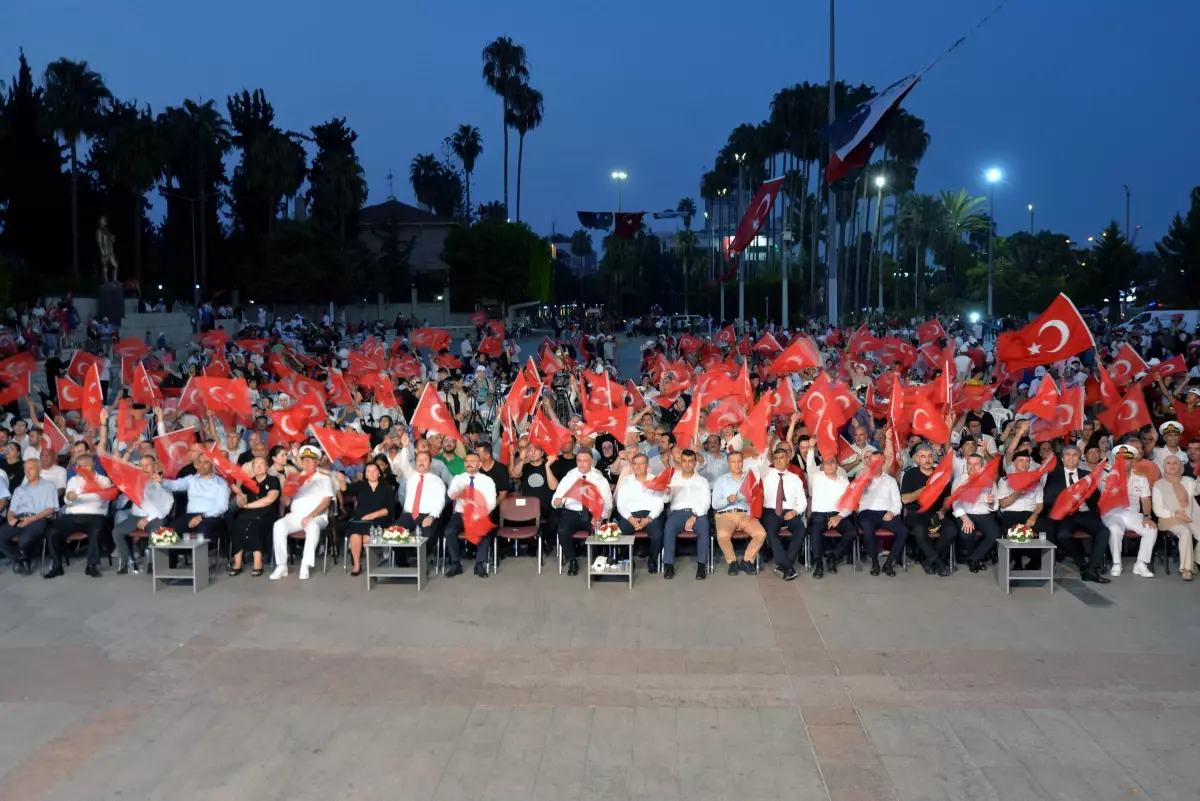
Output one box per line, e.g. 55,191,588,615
230,456,281,576
346,462,395,576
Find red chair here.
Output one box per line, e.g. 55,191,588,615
496,496,542,574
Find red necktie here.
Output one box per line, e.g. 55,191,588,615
775,473,785,515
412,474,424,515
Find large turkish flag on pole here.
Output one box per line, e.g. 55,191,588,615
995,294,1094,371
727,177,785,256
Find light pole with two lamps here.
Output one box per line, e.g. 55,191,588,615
611,171,627,212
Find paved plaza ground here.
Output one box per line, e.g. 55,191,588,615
1,554,1198,801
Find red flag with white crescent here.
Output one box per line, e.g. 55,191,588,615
727,177,784,256
154,427,196,480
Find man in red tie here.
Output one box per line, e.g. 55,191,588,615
399,451,447,545
760,447,807,581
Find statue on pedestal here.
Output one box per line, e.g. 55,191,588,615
95,215,119,283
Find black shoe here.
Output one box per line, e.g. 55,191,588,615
773,564,786,578
882,559,896,577
116,564,128,575
474,564,488,578
783,566,798,581
663,564,675,579
43,565,64,579
350,568,362,577
11,561,22,575
869,559,881,576
740,559,758,575
811,562,824,579
445,563,464,578
826,556,839,575
727,561,739,576
936,562,952,577
969,559,986,573
696,563,707,580
566,558,579,576
85,565,101,578
648,559,658,575
1081,570,1111,584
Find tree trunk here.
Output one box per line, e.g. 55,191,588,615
810,164,821,317
502,103,510,217
515,134,525,223
465,171,472,222
70,143,79,280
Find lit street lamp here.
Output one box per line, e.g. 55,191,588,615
986,168,1001,317
1027,203,1034,233
611,171,627,212
872,174,886,312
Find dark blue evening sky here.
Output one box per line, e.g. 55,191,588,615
7,0,1196,247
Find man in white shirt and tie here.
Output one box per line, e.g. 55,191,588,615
398,449,447,544
760,447,807,581
856,463,907,576
950,453,1002,573
663,449,711,580
550,450,613,576
270,445,335,580
614,453,667,574
444,452,498,578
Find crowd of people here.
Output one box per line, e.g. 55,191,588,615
2,294,1199,589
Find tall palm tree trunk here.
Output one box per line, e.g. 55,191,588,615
69,144,79,280
515,134,525,222
465,171,472,220
502,105,510,216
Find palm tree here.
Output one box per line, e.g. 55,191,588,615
103,100,164,284
42,58,111,280
481,37,529,220
409,153,439,211
938,188,989,286
314,151,367,242
676,197,698,314
477,201,507,221
895,193,944,312
505,84,543,223
449,125,483,220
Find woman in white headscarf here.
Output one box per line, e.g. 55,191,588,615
1152,454,1200,580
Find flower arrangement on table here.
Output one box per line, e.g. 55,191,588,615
150,527,179,546
1005,523,1035,543
593,521,622,541
381,525,412,543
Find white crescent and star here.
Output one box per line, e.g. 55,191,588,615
1036,320,1071,353
1118,399,1139,421
1112,359,1131,378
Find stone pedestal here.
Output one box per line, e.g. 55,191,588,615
97,283,126,325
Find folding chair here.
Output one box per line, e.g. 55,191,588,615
495,496,542,574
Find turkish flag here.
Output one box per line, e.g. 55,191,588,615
154,427,196,479
952,382,998,413
281,472,308,498
205,349,231,379
476,336,502,357
0,351,36,383
714,325,736,347
529,407,573,456
916,454,956,512
739,394,774,456
837,435,856,463
583,404,631,442
1096,383,1152,439
460,485,496,544
769,379,799,416
116,400,144,444
707,398,746,431
1099,456,1131,516
677,333,703,353
0,371,30,406
311,424,372,463
43,416,70,456
946,457,1002,507
66,350,101,383
625,379,646,410
995,293,1094,371
1006,454,1057,493
768,334,822,376
753,332,783,355
199,444,260,494
727,177,784,255
563,477,604,519
412,383,462,442
131,362,162,406
1032,386,1084,441
916,319,946,345
434,353,463,370
411,327,451,351
1085,363,1122,410
1018,376,1061,421
236,338,270,354
195,377,253,418
196,329,229,350
1107,343,1148,388
468,310,488,328
499,369,535,423
738,471,764,517
1049,464,1104,520
614,212,645,238
908,395,951,444
82,363,104,428
114,336,148,360
837,453,885,512
672,390,702,449
327,369,355,407
1146,354,1187,383
641,467,674,493
270,405,319,444
97,454,148,507
364,372,398,408
389,354,423,381
77,467,120,501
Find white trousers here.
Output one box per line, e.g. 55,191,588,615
1101,508,1157,566
273,511,328,569
1163,523,1200,573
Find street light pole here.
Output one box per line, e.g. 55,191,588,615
1027,204,1034,233
781,226,792,329
873,175,886,312
826,0,839,325
611,171,627,212
735,154,747,335
718,189,727,325
985,168,1001,318
1124,184,1131,236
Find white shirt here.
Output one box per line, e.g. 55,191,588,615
133,480,175,520
859,474,902,515
951,476,997,518
615,474,666,520
842,443,877,478
552,468,614,520
402,471,447,518
761,469,807,515
289,472,335,518
997,476,1043,514
62,474,113,516
810,470,850,514
41,464,68,492
667,471,710,516
447,471,497,514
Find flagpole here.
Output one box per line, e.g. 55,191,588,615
826,0,840,326
737,156,746,335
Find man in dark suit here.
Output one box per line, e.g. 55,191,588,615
1044,445,1110,583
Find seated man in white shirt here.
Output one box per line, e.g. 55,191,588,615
1102,444,1158,578
760,447,807,581
444,452,498,578
397,449,447,542
550,450,613,576
614,453,667,574
663,449,711,580
270,445,335,580
856,463,907,577
950,453,1002,573
111,453,175,574
45,453,112,579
